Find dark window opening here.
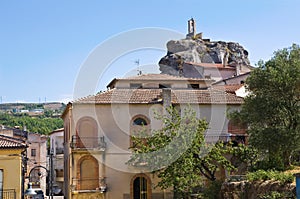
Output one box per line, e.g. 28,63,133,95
231,135,246,147
133,177,148,199
130,84,142,89
133,118,148,126
31,149,36,157
159,84,171,88
188,84,200,89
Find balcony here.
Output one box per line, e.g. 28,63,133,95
71,177,107,193
0,189,16,199
70,135,106,151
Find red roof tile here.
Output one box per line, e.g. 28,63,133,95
107,73,212,88
172,90,243,104
211,84,243,93
123,73,206,81
0,134,26,149
74,88,243,105
185,62,236,70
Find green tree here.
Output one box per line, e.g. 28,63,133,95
128,106,235,198
237,44,300,169
0,112,63,134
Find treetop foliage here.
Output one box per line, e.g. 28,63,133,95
236,44,300,170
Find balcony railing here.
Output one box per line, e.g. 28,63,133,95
0,189,16,199
204,133,248,145
71,177,107,193
70,135,106,151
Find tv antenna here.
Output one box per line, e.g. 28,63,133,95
133,59,142,75
134,59,140,66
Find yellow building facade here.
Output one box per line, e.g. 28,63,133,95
0,134,27,199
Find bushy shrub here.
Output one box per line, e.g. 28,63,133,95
253,157,285,171
258,191,295,199
274,172,294,184
246,170,294,184
247,170,270,181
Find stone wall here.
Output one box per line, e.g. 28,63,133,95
220,180,295,199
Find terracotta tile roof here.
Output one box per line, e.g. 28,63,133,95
211,84,244,94
74,88,243,105
75,89,162,104
107,73,212,88
123,73,206,81
185,62,236,70
172,90,243,104
0,134,26,149
213,72,251,85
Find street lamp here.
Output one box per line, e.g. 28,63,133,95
26,149,54,199
24,183,37,198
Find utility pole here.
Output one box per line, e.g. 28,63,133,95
49,148,54,199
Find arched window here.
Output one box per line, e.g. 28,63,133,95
77,155,99,190
76,117,98,148
133,118,148,126
130,115,150,147
131,115,150,127
131,174,151,199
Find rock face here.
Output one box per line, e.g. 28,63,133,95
159,37,251,75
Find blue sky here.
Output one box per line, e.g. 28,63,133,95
0,0,299,103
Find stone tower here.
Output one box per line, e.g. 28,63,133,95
186,18,196,38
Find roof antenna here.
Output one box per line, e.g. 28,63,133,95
133,59,142,75
134,59,140,66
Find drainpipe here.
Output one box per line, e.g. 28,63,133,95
21,148,28,199
295,173,300,199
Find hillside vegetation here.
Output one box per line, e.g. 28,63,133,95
0,112,63,134
0,102,65,134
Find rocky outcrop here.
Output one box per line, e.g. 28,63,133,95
220,180,295,199
159,37,251,75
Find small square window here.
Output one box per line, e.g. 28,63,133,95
31,149,36,157
188,84,199,89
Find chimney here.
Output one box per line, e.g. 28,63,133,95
223,51,229,67
162,88,172,111
236,63,241,76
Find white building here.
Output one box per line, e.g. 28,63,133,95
49,128,64,196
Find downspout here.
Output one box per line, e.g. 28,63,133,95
21,147,28,199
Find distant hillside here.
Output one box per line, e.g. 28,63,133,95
0,103,65,134
0,102,66,117
0,112,63,134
